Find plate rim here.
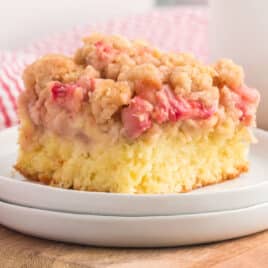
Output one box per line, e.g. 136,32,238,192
0,198,268,219
0,199,267,248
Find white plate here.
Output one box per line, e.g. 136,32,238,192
0,200,267,247
0,127,268,216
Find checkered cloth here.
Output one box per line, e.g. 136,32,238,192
0,7,207,129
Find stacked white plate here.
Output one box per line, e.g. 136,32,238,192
0,127,267,247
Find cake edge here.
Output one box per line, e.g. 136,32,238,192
14,163,249,193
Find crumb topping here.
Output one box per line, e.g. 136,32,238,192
21,33,260,140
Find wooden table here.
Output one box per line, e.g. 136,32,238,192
1,226,268,267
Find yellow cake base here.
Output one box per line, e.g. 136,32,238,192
15,121,252,194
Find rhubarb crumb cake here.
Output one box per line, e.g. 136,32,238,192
15,33,260,193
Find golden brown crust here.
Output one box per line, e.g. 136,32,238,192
14,164,248,193
183,164,249,193
14,165,52,186
23,54,82,92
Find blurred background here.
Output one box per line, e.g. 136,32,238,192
0,0,207,50
1,0,267,129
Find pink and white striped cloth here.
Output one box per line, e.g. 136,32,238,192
0,7,208,130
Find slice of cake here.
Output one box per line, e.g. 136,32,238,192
15,33,260,193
